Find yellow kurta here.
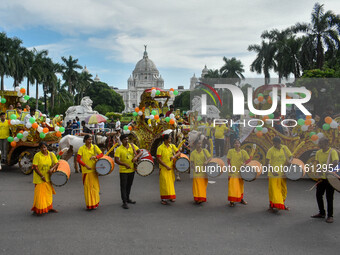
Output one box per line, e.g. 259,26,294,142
114,143,139,173
266,145,292,209
78,144,103,209
157,143,178,200
31,151,58,214
190,149,211,202
227,149,250,202
315,148,339,179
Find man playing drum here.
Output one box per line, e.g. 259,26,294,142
114,134,142,209
266,136,293,213
311,137,339,223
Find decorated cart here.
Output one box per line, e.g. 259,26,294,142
127,88,183,156
0,89,64,174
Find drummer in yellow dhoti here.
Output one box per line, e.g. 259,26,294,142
226,139,250,207
31,142,59,215
266,136,293,212
77,135,104,210
157,133,181,205
190,139,211,204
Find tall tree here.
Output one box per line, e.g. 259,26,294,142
76,71,93,105
292,3,340,69
61,56,82,96
220,57,245,84
203,69,221,78
22,49,34,95
248,41,276,84
31,49,48,110
9,37,25,87
0,32,12,90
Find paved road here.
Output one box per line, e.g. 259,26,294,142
0,161,339,255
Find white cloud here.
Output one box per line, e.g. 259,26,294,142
1,0,340,81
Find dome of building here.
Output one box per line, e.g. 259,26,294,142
82,65,89,74
94,74,100,82
133,46,159,73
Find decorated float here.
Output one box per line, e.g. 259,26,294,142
0,88,64,174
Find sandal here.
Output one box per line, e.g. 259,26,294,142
229,202,235,207
161,200,168,205
240,199,248,205
284,206,290,211
169,199,175,203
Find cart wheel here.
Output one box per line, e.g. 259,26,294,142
18,151,34,175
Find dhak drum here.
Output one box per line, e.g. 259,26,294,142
326,163,340,192
240,160,262,182
136,149,154,177
51,160,71,187
285,158,305,181
205,158,225,178
175,153,190,173
95,156,115,176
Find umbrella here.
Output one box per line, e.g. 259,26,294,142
85,114,107,124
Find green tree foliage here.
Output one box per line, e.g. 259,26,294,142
84,81,124,115
173,91,191,111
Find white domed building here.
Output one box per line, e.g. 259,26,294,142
113,46,209,112
114,46,165,112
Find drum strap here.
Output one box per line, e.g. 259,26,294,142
49,152,56,167
282,146,290,165
130,143,137,156
326,149,334,167
202,149,208,161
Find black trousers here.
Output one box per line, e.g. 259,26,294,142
215,139,225,157
120,172,135,203
316,179,334,217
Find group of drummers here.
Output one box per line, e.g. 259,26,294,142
30,129,339,223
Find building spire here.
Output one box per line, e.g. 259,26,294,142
143,45,148,58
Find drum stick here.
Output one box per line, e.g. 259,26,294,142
306,180,321,191
105,143,119,156
177,139,186,150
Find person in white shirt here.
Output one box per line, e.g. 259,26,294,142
115,118,121,130
24,109,35,126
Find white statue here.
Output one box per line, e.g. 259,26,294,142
188,96,220,119
66,97,97,115
64,97,106,126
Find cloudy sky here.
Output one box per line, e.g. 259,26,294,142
1,0,339,96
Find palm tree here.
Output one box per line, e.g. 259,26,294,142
248,41,276,84
61,56,82,96
292,3,340,69
42,58,60,113
22,49,34,95
76,71,93,104
203,69,221,78
9,37,25,87
31,49,48,110
220,57,245,84
0,32,12,90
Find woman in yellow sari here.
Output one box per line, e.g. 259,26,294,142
226,139,250,207
77,135,104,210
157,134,181,205
190,139,211,204
266,136,292,212
31,142,58,215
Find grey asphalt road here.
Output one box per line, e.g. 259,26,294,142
0,161,339,255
